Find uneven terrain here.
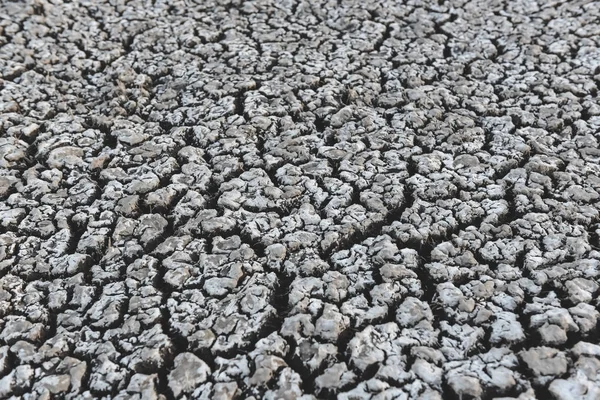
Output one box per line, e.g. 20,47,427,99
1,0,600,399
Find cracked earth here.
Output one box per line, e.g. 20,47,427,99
1,0,600,399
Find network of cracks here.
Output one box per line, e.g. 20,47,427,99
1,0,600,399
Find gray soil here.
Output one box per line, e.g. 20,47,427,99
1,0,600,399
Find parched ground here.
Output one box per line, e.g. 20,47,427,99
1,0,600,398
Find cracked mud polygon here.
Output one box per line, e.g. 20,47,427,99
1,0,600,399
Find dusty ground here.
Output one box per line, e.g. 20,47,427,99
1,0,600,399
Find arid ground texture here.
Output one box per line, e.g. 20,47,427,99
1,0,600,399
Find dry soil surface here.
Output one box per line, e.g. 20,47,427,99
1,0,600,399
